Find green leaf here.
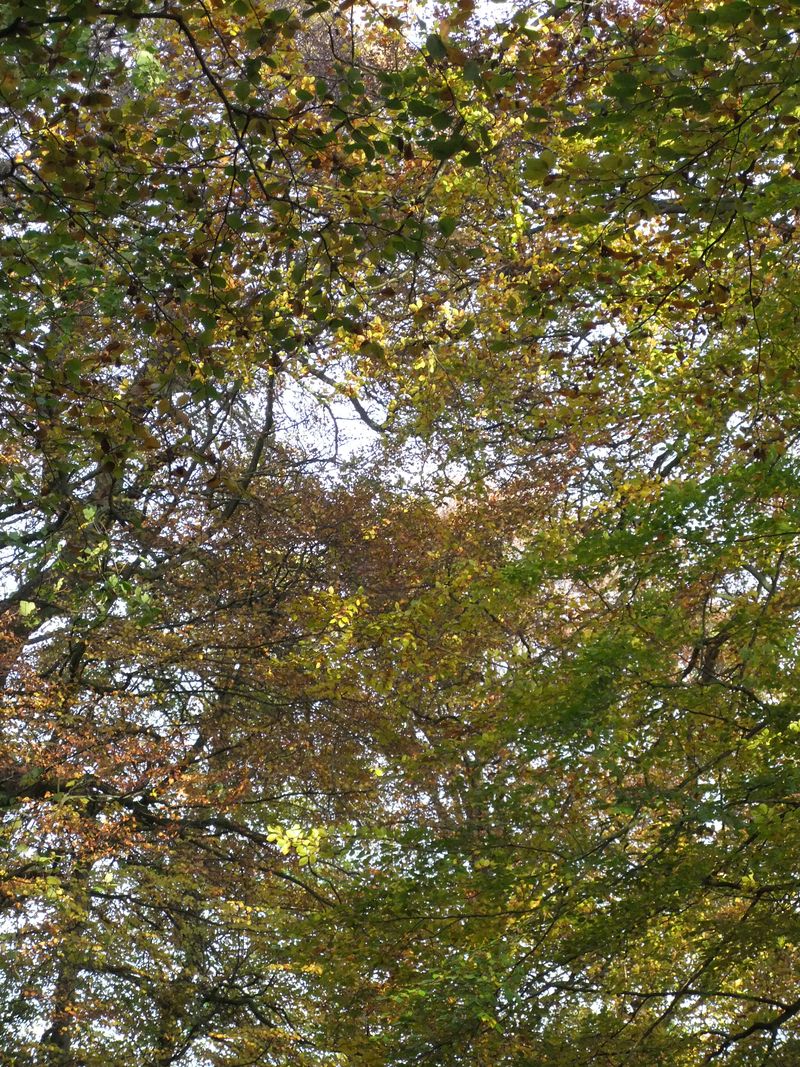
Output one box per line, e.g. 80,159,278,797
464,60,482,84
609,71,639,98
426,34,447,61
524,156,551,181
428,134,470,160
713,0,751,25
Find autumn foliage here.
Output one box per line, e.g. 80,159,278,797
3,0,800,1063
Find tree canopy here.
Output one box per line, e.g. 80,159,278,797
3,0,800,1063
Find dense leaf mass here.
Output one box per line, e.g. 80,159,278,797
3,0,800,1063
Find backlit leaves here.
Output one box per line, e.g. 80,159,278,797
4,0,800,1064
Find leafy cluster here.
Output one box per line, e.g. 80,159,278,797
3,0,800,1064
